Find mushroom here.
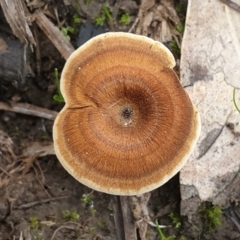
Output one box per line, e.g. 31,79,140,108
53,32,200,196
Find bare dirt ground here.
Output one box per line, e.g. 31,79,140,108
0,0,240,239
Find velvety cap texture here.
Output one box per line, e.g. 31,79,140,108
53,32,200,195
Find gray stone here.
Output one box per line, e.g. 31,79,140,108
181,196,201,216
180,0,240,215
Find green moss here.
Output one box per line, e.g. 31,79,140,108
29,215,42,230
62,210,80,221
168,212,181,228
119,13,131,25
199,203,222,231
95,15,106,26
73,14,81,24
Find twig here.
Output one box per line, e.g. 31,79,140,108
34,10,75,60
113,196,125,240
128,17,139,33
22,141,55,157
32,161,52,198
0,166,12,177
50,225,76,240
219,0,240,12
14,196,68,209
33,25,41,77
120,196,137,240
0,101,57,120
50,222,81,240
19,232,23,240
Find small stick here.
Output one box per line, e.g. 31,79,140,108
219,0,240,12
51,222,81,240
0,166,12,177
33,25,41,77
128,17,140,33
50,225,78,240
34,10,75,60
0,101,57,120
113,196,125,240
14,196,68,209
120,196,138,240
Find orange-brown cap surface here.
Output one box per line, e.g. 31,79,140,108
53,32,200,195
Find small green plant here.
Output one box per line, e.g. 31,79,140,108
155,219,175,240
175,4,183,14
168,212,181,228
119,13,131,25
94,3,112,26
102,3,113,21
84,0,93,4
233,88,240,114
29,216,41,230
53,68,64,103
62,210,80,221
81,191,96,214
32,236,44,240
176,21,185,34
81,192,93,205
95,15,106,26
200,204,222,231
97,220,105,228
73,13,81,24
60,26,75,41
170,41,180,56
88,227,96,235
41,132,50,140
179,236,186,240
89,203,97,215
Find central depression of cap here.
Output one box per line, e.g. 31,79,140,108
53,32,200,195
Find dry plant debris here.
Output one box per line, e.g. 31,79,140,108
0,130,53,189
0,0,75,59
0,0,36,46
130,0,181,45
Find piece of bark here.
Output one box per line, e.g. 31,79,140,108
0,0,35,45
0,33,34,86
34,11,75,60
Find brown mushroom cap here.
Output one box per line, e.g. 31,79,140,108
53,32,200,195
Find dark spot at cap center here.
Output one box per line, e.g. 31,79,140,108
121,107,133,120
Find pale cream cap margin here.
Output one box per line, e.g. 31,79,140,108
53,32,201,195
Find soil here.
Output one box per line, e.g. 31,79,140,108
0,0,240,239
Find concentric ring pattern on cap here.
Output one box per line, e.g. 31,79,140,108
53,32,201,195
